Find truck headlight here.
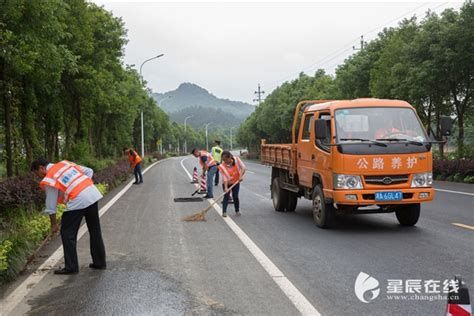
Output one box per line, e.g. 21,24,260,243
334,174,363,189
411,172,433,187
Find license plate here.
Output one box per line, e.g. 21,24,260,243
375,191,403,201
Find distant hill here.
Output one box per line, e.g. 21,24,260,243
152,83,255,128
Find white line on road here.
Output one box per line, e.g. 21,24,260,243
435,188,474,196
180,158,320,316
1,159,165,315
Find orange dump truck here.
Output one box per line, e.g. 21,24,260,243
261,99,452,228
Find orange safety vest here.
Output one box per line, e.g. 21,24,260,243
199,151,216,169
218,157,244,184
128,150,142,168
40,160,94,204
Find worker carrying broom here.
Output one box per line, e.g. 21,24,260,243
124,148,143,184
211,140,223,186
218,151,246,217
31,159,106,274
191,148,217,198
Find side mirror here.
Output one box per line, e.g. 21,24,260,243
440,116,452,137
315,119,328,140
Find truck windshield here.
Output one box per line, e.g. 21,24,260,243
335,107,427,143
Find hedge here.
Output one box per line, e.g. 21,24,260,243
433,158,474,183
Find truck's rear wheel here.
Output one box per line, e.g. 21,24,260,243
395,204,420,226
286,192,298,212
312,185,335,228
272,177,288,212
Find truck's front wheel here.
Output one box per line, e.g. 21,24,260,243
312,185,335,228
272,177,288,212
286,192,298,212
395,204,420,226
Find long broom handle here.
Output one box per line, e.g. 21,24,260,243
201,181,240,213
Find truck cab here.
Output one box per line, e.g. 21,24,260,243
261,99,451,228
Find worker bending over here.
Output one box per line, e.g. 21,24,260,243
31,159,106,274
191,148,217,198
124,148,143,184
218,151,246,217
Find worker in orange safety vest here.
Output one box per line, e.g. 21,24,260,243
191,148,217,198
124,148,143,184
31,158,106,275
218,151,246,217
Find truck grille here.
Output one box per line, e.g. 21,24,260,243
364,175,409,185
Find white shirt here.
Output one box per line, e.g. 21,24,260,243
43,163,103,214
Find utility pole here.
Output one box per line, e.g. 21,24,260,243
253,84,265,105
352,35,365,51
184,115,193,154
139,53,164,158
230,127,236,151
205,123,212,151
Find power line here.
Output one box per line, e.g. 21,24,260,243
264,2,447,88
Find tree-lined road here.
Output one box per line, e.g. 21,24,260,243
2,156,473,315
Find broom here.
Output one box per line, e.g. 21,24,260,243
182,181,240,222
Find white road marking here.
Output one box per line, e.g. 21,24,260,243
435,188,474,196
246,170,256,174
1,159,165,315
180,157,320,316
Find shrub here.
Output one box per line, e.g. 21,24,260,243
453,173,464,183
152,152,164,160
242,152,260,160
93,160,131,190
433,158,474,179
0,175,45,211
464,175,474,184
0,204,65,282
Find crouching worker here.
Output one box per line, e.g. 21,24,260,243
31,159,106,275
218,151,246,217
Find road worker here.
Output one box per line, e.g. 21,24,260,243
211,140,223,186
191,148,217,198
218,151,246,217
124,148,143,184
31,158,106,274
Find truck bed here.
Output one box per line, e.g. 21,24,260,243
261,142,296,174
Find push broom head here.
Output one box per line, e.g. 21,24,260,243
182,211,207,222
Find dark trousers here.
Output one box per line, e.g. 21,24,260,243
134,162,143,183
60,202,106,272
214,163,220,185
222,183,240,212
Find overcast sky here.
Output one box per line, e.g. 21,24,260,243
93,1,463,104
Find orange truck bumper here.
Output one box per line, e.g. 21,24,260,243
329,187,435,205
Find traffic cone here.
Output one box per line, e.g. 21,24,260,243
198,174,207,194
191,167,198,184
447,276,471,316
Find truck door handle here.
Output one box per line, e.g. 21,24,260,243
311,154,315,160
298,153,301,158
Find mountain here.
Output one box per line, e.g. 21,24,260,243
152,83,255,128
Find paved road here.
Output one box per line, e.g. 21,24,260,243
2,156,473,315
